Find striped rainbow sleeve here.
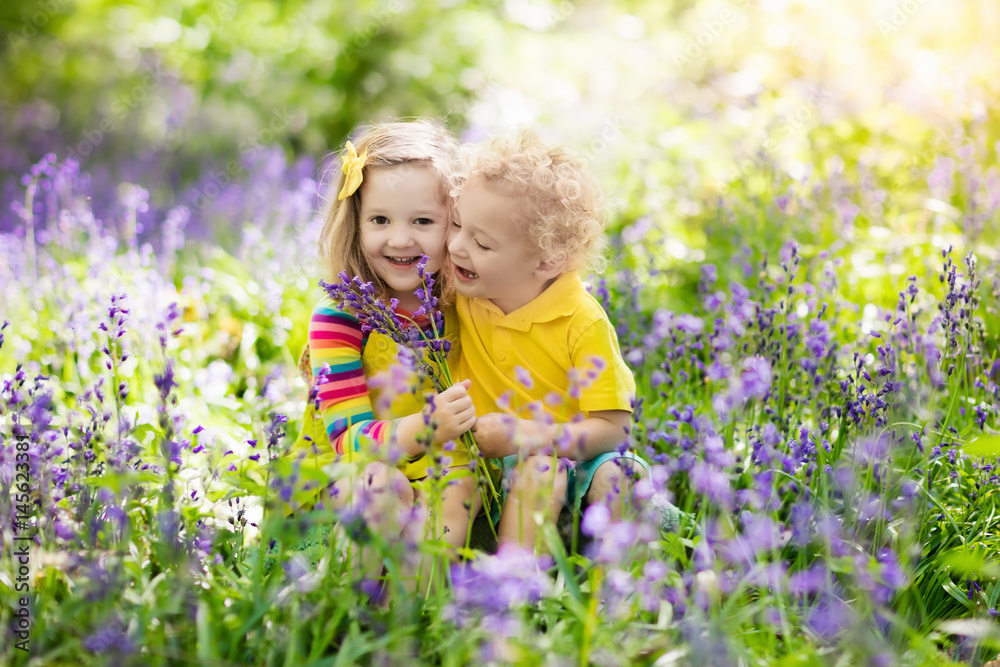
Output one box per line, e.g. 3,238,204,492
308,298,394,455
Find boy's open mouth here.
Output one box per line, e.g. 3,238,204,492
386,256,420,266
455,266,478,280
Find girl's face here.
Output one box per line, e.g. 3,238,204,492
358,164,450,310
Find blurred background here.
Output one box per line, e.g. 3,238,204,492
3,0,998,239
1,0,998,420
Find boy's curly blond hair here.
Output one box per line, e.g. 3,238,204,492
452,130,607,273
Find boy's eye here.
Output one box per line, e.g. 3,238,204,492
372,216,389,225
414,217,434,226
475,240,490,251
451,220,461,229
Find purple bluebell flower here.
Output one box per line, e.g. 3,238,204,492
691,460,732,506
156,302,183,349
674,314,705,334
82,558,120,603
739,356,773,399
337,503,372,545
581,501,611,536
356,578,387,605
514,365,534,389
974,404,989,429
83,617,134,656
153,360,177,403
788,566,826,595
806,594,853,641
447,544,552,632
699,264,717,293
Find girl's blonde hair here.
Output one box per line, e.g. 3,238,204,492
451,129,607,274
318,120,459,292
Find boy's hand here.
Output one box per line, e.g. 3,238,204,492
472,413,558,458
471,413,517,458
428,379,476,445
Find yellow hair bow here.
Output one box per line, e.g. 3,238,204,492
337,140,368,200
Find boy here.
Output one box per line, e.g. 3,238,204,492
447,130,648,550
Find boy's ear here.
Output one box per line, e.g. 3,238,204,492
534,257,565,281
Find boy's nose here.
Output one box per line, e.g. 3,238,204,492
446,234,464,257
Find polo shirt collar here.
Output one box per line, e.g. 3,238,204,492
473,272,584,332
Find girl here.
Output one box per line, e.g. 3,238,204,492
289,120,482,557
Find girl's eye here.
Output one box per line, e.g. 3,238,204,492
451,220,461,229
414,218,434,226
372,216,389,225
476,240,490,251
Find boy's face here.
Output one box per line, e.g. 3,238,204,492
448,178,557,314
358,165,449,308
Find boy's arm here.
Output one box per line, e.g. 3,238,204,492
473,410,630,460
562,410,631,459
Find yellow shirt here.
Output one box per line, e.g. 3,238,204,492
455,272,635,425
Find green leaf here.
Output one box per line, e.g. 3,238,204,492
221,473,268,497
206,489,253,503
81,470,162,493
196,601,218,662
966,435,1000,458
941,549,1000,578
777,649,821,666
542,523,582,604
941,579,975,610
131,422,163,446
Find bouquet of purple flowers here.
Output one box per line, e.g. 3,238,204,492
319,256,500,536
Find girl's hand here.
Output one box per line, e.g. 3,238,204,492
427,379,476,445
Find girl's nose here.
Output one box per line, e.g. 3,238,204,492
387,225,413,247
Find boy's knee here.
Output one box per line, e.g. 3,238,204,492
586,459,641,504
513,455,567,496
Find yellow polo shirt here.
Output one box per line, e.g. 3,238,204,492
455,272,635,424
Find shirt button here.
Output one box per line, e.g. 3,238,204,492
376,339,388,350
497,351,506,361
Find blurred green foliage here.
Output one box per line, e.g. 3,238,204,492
0,0,500,180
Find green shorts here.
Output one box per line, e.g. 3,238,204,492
567,450,650,512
